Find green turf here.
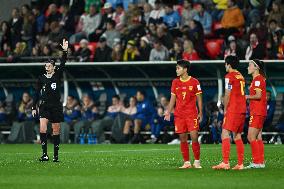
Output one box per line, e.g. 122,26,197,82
0,144,283,189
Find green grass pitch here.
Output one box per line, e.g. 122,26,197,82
0,144,283,189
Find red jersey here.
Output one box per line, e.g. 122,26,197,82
225,71,246,114
249,74,267,116
171,76,202,118
182,51,200,61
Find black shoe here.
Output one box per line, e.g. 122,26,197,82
53,156,59,162
39,154,49,162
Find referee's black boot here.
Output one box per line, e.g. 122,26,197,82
53,156,59,162
39,154,49,162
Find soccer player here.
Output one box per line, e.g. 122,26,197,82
212,55,246,170
245,59,267,169
164,59,203,169
31,39,69,162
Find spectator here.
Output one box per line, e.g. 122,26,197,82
123,40,140,61
216,0,245,38
130,90,155,144
101,19,121,48
245,33,266,60
7,42,29,62
224,35,243,59
211,0,227,21
9,8,23,48
122,96,138,143
143,3,152,25
94,37,112,62
47,21,65,51
90,3,114,42
209,101,224,144
113,3,126,31
85,0,102,13
181,0,197,26
169,40,183,61
182,39,200,60
111,42,123,61
248,21,268,44
138,36,151,61
74,39,91,62
278,35,284,59
162,4,181,29
156,25,174,50
149,38,169,61
21,4,36,53
41,44,52,56
149,0,165,25
32,6,45,34
193,3,212,35
73,94,98,143
61,95,81,143
17,92,33,122
267,0,284,28
59,4,75,38
263,90,276,132
0,101,7,124
46,4,61,24
0,21,11,52
92,95,124,144
70,4,102,44
187,19,206,58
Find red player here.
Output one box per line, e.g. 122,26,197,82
245,59,267,169
164,60,203,169
212,55,246,170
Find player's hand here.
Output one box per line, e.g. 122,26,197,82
197,113,203,123
32,110,37,117
60,39,69,52
164,110,171,121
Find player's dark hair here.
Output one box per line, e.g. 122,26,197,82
252,59,266,78
177,59,190,72
46,59,55,66
137,90,146,97
225,55,239,69
112,95,120,100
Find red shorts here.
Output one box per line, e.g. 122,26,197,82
174,117,199,134
249,115,266,129
223,113,246,133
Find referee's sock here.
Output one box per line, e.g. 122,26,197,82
40,133,47,155
53,135,60,157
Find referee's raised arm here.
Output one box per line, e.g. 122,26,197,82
59,39,69,70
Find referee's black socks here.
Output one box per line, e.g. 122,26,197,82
40,133,47,155
53,135,60,157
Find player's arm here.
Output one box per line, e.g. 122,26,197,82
246,89,262,100
224,89,230,114
59,39,69,70
31,78,41,117
164,93,176,121
196,94,203,122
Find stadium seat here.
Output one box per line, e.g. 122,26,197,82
205,39,223,59
212,22,223,32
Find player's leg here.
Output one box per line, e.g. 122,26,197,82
179,132,191,168
212,128,231,169
257,129,265,167
52,123,60,162
190,130,201,168
39,118,49,161
123,120,132,143
232,132,244,170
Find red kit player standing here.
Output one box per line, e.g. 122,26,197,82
164,60,203,169
245,59,267,169
212,55,246,170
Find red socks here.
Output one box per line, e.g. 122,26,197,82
235,139,244,165
257,140,264,164
192,142,200,160
222,138,230,164
180,141,189,162
250,140,259,164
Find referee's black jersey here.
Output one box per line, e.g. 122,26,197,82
32,51,67,110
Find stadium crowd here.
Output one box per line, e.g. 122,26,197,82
0,90,283,144
0,0,284,62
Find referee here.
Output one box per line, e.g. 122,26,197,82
32,39,68,162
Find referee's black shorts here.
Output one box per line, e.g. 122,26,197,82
39,103,64,123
